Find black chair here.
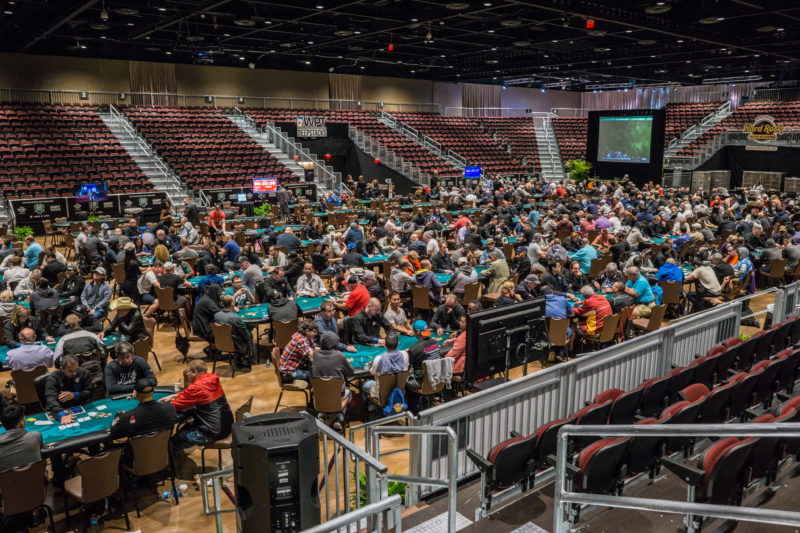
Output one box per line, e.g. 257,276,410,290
750,358,784,409
667,365,696,404
689,355,717,389
638,374,672,418
680,382,734,424
533,414,578,469
752,328,777,363
467,432,537,513
574,401,613,449
573,437,630,496
662,396,705,456
626,415,669,478
777,348,800,393
735,336,758,371
727,371,761,420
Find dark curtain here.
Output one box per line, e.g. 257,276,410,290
328,73,362,109
462,83,501,116
128,61,178,106
698,146,800,188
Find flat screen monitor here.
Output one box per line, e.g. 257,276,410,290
465,166,481,179
253,177,279,194
236,193,248,202
596,115,653,163
74,182,108,203
464,297,546,384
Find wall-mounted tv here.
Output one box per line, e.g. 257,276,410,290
253,177,279,194
75,182,108,203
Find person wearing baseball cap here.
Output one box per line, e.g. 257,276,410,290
58,262,86,308
516,273,541,301
109,376,177,441
406,319,441,393
80,265,112,320
341,242,365,268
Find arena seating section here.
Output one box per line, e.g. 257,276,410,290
469,315,800,522
244,108,461,178
673,99,800,158
123,106,299,191
0,103,152,199
664,102,719,142
389,112,529,177
550,103,723,163
478,117,541,174
552,117,588,161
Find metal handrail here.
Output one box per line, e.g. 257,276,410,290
196,467,235,533
0,87,439,113
108,104,185,203
301,495,403,533
263,121,341,191
666,101,733,154
348,127,433,185
553,423,800,533
369,425,459,532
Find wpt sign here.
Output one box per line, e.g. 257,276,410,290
296,116,327,138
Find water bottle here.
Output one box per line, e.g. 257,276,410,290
178,483,189,497
90,515,100,532
161,490,174,504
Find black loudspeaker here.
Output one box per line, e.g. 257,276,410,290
232,412,320,533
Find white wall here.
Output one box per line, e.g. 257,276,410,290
501,86,582,113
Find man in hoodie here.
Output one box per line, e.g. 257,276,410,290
161,359,233,450
0,402,42,473
80,266,111,320
415,259,442,307
390,260,415,298
445,257,478,301
214,295,253,369
29,277,60,315
362,333,410,404
311,331,355,430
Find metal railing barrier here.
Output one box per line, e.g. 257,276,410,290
301,495,403,533
553,423,800,533
369,425,460,533
412,290,779,501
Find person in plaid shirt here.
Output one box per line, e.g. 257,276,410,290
279,320,318,385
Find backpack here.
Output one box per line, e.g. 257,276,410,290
383,387,407,416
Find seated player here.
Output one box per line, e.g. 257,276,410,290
109,379,177,440
6,327,54,371
99,297,148,343
352,298,391,346
362,333,410,404
160,360,233,450
279,320,318,385
0,401,42,473
104,342,157,396
44,354,91,424
310,332,355,431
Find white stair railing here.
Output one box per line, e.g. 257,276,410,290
349,127,432,186
665,101,732,156
107,105,186,204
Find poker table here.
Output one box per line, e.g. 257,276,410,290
243,224,307,236
0,389,174,456
0,333,123,365
364,253,391,266
347,334,446,377
401,203,438,210
187,272,232,287
15,297,72,309
236,296,331,324
650,235,680,245
480,235,522,246
435,265,488,285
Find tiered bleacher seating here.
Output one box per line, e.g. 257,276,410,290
390,112,529,177
0,103,152,199
664,102,719,142
477,117,541,174
676,99,800,158
552,117,588,161
468,315,800,525
244,108,461,178
123,106,299,191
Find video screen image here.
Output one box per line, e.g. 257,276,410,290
597,116,653,163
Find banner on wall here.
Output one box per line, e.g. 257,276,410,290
296,116,327,138
743,115,783,143
9,192,167,227
202,183,317,206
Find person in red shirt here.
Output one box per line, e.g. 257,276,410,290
160,360,233,449
573,285,613,335
333,275,370,316
207,204,226,237
453,213,470,234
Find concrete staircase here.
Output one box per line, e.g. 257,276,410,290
534,114,566,182
100,106,188,205
226,114,307,177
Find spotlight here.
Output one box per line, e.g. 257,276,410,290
585,19,594,29
388,43,394,51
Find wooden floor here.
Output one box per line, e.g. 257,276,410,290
6,236,776,532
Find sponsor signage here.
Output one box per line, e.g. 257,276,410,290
296,115,327,138
743,115,783,143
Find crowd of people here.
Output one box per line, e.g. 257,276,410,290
0,173,793,506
